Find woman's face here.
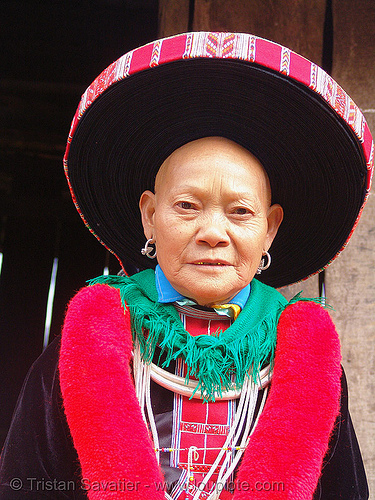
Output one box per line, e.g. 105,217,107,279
140,137,283,306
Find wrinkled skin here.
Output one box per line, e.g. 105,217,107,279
140,137,283,306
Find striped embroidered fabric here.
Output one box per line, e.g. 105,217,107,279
280,47,291,75
169,307,236,499
180,423,230,435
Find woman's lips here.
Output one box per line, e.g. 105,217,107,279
191,260,231,266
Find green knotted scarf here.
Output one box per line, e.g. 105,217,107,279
88,269,313,401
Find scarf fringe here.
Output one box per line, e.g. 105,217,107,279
88,273,326,402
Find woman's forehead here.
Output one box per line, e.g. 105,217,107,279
154,136,271,203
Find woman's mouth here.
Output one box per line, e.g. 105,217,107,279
193,261,230,266
196,262,224,265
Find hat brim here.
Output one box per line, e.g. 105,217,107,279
66,38,371,288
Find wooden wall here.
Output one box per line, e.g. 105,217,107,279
329,0,375,489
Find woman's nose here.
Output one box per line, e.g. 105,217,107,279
195,212,230,247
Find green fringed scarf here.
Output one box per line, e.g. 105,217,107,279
88,270,313,401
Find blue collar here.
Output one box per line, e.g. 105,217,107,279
155,264,250,308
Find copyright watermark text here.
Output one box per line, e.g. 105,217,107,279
9,477,140,492
9,477,285,493
10,478,76,492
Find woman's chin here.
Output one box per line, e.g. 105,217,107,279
183,284,241,307
167,266,254,306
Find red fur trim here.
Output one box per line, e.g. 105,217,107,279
60,288,341,500
59,285,165,499
234,302,342,499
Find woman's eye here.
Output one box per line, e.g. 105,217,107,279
178,201,194,209
233,207,250,215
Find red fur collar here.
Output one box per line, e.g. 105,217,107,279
59,284,341,499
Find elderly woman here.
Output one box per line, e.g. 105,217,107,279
0,32,372,500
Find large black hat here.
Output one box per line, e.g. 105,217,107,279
64,32,373,288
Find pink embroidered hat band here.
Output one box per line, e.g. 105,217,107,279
64,32,373,288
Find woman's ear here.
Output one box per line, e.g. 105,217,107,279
265,203,284,251
139,190,156,240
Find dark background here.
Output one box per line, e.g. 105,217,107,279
0,0,159,447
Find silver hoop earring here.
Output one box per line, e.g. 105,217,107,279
141,238,157,259
256,251,271,274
